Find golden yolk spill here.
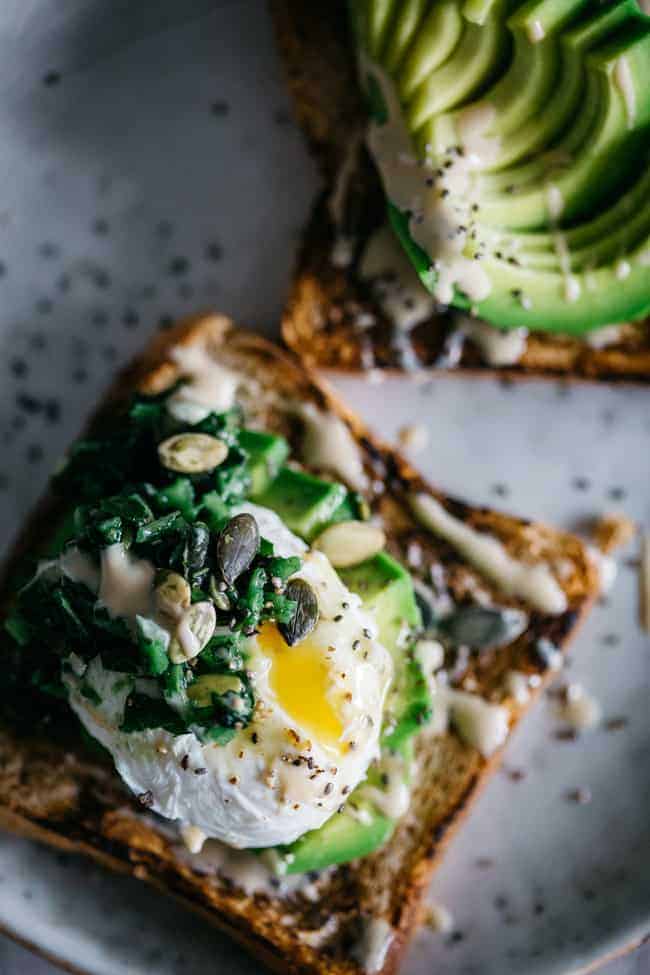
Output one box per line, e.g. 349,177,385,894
257,622,345,753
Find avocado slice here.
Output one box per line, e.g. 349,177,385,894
237,429,289,496
253,466,347,541
352,0,650,334
338,552,430,750
275,804,395,874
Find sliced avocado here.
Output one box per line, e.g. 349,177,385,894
338,552,430,749
254,467,346,541
237,429,289,496
275,737,416,875
353,0,650,334
339,551,420,648
276,804,395,875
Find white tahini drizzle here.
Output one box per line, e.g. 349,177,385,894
585,324,625,349
457,314,528,366
354,918,394,974
440,686,509,756
614,56,636,130
360,224,436,331
98,544,155,619
296,402,368,491
167,340,240,422
362,54,494,307
558,683,602,731
410,493,567,614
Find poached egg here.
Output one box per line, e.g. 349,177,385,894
64,503,393,848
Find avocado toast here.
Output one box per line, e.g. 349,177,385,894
271,0,650,380
0,313,600,974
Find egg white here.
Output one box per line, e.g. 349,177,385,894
65,504,393,849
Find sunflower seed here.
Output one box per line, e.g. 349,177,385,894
158,433,228,474
169,600,216,663
215,513,260,585
313,521,386,568
279,578,319,646
154,570,191,619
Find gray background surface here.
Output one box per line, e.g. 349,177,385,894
0,1,647,973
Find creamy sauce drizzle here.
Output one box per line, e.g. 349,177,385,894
437,684,510,757
553,232,581,303
355,918,394,974
503,670,531,706
362,55,493,306
168,341,240,421
410,493,567,614
546,184,564,221
360,224,436,331
614,56,636,130
457,314,528,365
615,259,631,281
329,134,362,268
585,324,625,349
558,683,602,731
296,402,368,491
98,544,155,620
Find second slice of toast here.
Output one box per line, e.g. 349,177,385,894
271,0,650,383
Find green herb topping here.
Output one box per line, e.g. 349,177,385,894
5,389,303,745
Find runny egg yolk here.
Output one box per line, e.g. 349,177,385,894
256,622,345,754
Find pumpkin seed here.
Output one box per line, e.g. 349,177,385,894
158,433,228,474
169,601,216,664
438,605,528,652
215,513,260,585
279,578,319,646
314,521,386,568
155,570,191,619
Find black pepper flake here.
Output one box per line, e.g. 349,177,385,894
9,359,28,379
180,754,190,770
553,728,577,742
334,614,343,622
566,787,591,804
169,256,190,276
26,444,44,464
362,628,372,639
137,790,154,808
572,476,590,491
605,716,628,731
205,241,223,262
323,782,334,796
123,308,139,329
194,767,208,776
251,732,259,744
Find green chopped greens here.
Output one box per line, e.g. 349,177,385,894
3,389,310,747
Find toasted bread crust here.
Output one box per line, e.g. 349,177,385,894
270,1,650,383
0,314,598,974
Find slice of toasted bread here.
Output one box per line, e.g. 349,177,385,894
0,313,599,974
270,0,650,383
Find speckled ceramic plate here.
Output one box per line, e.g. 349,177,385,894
0,3,648,975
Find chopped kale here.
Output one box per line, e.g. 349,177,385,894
4,388,312,746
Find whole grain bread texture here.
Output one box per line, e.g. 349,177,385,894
270,0,650,382
0,314,599,975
